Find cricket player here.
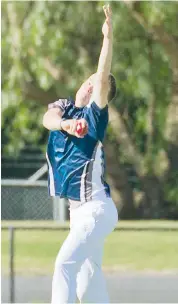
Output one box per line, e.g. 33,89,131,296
43,5,118,303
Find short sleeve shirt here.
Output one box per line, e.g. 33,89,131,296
46,97,111,202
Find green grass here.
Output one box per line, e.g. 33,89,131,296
2,227,178,275
104,230,178,271
2,220,178,229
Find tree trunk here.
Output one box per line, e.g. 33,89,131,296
139,175,164,218
165,66,178,172
108,105,164,217
104,139,138,219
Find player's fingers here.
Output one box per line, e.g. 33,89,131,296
77,119,84,132
75,129,84,138
80,119,88,129
104,4,111,19
76,121,84,138
76,121,84,137
82,125,88,136
71,119,77,134
105,4,110,15
103,5,108,18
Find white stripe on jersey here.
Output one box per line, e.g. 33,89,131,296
80,160,90,202
46,153,55,196
90,141,107,199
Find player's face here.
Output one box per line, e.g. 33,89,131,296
75,74,95,107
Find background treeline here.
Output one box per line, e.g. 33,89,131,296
2,1,178,219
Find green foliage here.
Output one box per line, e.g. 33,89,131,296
1,1,174,153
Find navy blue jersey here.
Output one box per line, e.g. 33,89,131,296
46,98,111,202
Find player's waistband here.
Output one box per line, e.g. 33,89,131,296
69,199,86,209
68,193,112,210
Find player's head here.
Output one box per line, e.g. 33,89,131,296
108,74,117,102
75,73,116,107
75,74,95,107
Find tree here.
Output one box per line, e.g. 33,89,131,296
2,1,178,218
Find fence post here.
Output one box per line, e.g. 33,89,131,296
53,197,67,222
9,226,15,303
59,198,67,222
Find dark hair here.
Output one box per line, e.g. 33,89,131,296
108,74,117,102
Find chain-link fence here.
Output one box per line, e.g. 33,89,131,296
1,180,68,221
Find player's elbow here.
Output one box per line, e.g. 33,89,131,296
42,112,50,130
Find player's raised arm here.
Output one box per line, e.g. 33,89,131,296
93,4,113,109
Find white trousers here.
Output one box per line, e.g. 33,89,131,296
51,198,118,304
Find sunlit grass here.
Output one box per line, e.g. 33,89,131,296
2,226,178,275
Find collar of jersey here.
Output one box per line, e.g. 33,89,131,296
68,96,86,110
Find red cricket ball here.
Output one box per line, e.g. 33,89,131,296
76,122,83,135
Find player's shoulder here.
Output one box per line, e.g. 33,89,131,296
85,100,108,115
48,98,72,111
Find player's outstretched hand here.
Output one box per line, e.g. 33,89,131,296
61,118,88,138
102,4,112,39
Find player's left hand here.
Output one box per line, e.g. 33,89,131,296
102,4,112,38
61,118,88,138
75,119,88,137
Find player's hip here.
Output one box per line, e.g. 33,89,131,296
69,196,118,235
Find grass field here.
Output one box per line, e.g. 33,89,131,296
2,221,178,275
2,220,178,229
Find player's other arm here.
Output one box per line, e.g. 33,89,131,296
93,5,113,109
43,108,88,138
43,108,64,130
